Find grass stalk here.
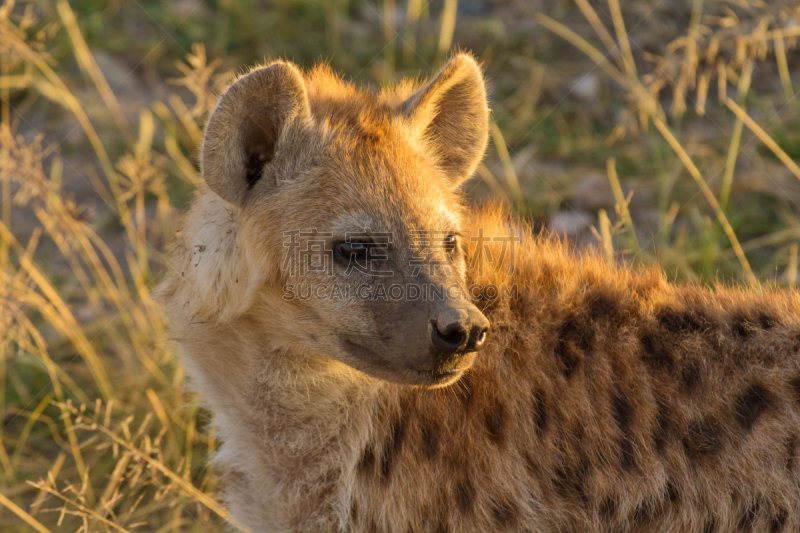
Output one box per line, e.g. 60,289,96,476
725,97,800,182
606,158,641,256
598,209,614,265
489,121,523,213
56,0,131,136
652,117,757,286
436,0,457,64
720,57,754,207
572,0,622,69
773,32,794,102
788,243,798,286
383,0,396,82
402,0,423,64
476,163,512,205
0,491,51,533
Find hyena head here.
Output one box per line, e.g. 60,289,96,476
201,55,491,387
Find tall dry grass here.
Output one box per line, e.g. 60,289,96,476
0,1,233,530
1,0,799,531
534,0,800,284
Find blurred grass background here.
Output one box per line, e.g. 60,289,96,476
2,0,800,530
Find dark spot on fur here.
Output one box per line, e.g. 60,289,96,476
786,434,798,472
612,392,633,430
703,517,718,533
681,364,701,392
484,399,507,446
732,313,755,339
572,321,594,352
555,340,581,378
359,444,375,474
738,498,762,530
632,481,677,525
757,310,779,330
652,398,672,453
656,307,713,333
379,416,406,481
756,313,780,330
553,459,590,504
658,308,687,333
456,477,475,514
553,465,571,497
788,376,800,405
682,418,723,461
612,393,636,470
349,500,359,523
771,508,788,533
665,479,680,504
588,291,623,322
523,450,540,477
555,313,594,377
491,499,519,528
632,499,659,525
640,330,674,372
378,456,392,481
735,383,775,431
532,390,549,434
434,519,449,533
420,422,439,459
599,496,617,520
687,309,714,331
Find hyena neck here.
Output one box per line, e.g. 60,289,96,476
251,344,384,437
210,336,388,530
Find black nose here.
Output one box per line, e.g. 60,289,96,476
466,325,488,352
431,321,489,354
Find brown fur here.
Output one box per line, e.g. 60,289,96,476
158,56,800,532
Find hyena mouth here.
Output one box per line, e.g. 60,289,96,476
428,368,461,380
421,367,466,387
417,358,475,386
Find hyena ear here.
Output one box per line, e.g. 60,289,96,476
202,62,311,205
399,54,489,186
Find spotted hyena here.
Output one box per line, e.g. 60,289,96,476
158,54,800,532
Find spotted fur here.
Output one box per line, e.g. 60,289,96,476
158,57,800,532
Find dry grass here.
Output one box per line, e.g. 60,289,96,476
1,2,231,530
535,0,800,285
1,0,800,531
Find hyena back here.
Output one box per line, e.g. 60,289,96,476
158,55,800,532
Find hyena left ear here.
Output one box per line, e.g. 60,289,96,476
399,53,490,186
202,61,312,206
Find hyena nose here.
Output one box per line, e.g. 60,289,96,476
431,321,469,353
466,322,489,352
431,305,490,354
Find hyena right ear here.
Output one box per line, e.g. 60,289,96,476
202,62,311,206
398,54,489,186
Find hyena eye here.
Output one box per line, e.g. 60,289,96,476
334,240,370,264
444,233,457,255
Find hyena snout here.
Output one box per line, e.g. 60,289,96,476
430,302,490,356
